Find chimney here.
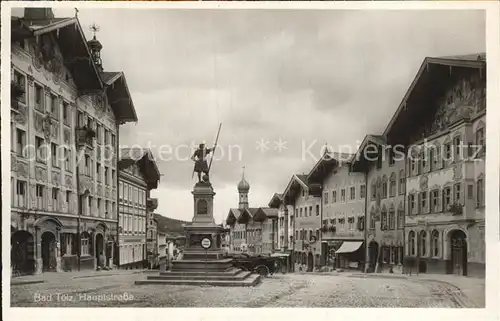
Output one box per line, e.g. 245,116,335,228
24,8,54,20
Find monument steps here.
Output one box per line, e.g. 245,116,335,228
159,267,240,277
135,273,261,287
147,270,252,281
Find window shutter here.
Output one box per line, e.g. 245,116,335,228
425,192,430,214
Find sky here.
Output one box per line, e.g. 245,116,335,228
13,8,485,223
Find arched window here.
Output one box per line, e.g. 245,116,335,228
389,173,397,197
409,231,416,256
399,169,405,195
381,206,388,230
371,179,377,200
388,206,395,230
370,207,376,229
382,175,388,199
420,231,427,256
431,230,439,257
397,204,404,229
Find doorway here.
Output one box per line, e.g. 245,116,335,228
450,230,467,276
11,231,35,275
41,232,57,272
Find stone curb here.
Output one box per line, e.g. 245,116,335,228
11,280,45,286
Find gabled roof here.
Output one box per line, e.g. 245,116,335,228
119,148,161,189
383,53,486,143
282,174,309,205
307,151,354,184
12,15,103,92
101,71,138,123
268,193,283,208
350,134,386,172
226,207,276,225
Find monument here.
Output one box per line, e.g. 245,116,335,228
135,124,260,286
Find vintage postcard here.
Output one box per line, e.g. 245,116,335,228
2,1,499,320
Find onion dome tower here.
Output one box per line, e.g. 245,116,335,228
238,166,250,210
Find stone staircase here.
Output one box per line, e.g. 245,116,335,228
135,267,261,287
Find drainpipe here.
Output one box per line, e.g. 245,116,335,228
75,123,81,272
115,122,120,269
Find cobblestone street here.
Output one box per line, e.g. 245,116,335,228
10,272,483,308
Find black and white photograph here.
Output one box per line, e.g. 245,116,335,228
2,0,499,313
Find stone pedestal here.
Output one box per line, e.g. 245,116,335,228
136,181,260,286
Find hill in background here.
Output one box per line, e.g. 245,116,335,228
154,214,189,237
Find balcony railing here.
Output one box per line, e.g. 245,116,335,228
76,126,96,150
147,198,158,211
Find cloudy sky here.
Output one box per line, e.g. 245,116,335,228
14,8,485,223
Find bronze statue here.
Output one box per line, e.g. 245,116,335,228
191,143,215,182
192,123,222,183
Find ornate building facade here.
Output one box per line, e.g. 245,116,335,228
308,152,366,270
384,54,486,277
10,9,137,275
118,148,160,269
281,174,322,272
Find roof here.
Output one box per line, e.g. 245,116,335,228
349,134,386,172
383,53,486,142
101,71,138,123
119,148,161,189
307,151,354,184
282,174,309,205
225,207,276,225
12,15,103,92
268,193,283,208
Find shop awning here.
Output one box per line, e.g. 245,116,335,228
271,253,291,257
335,241,363,254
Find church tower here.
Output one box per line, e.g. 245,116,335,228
238,167,250,210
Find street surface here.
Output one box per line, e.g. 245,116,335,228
11,272,483,308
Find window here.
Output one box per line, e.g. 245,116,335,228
77,111,85,128
50,94,58,118
119,182,123,201
87,116,93,131
16,180,27,207
36,184,44,209
341,189,346,202
324,192,329,204
97,198,102,215
410,157,417,176
105,200,109,218
304,207,308,217
431,190,440,212
399,170,405,195
431,145,441,170
421,148,428,172
443,186,452,210
96,124,102,143
420,191,427,214
388,208,395,230
388,147,395,166
104,167,109,185
299,208,303,217
112,170,116,186
16,129,26,157
453,136,461,161
105,129,110,145
35,83,43,111
63,101,70,126
477,178,485,207
52,188,59,211
111,134,116,147
454,183,462,205
350,187,355,200
81,235,89,256
467,184,474,199
332,190,337,203
64,148,71,171
97,164,102,182
88,196,93,215
381,209,387,230
371,181,377,199
382,178,388,198
431,230,439,257
35,136,45,163
476,127,485,156
389,174,396,197
315,204,319,216
51,143,58,167
84,155,91,176
370,214,375,229
397,208,404,229
420,231,427,257
66,191,71,206
13,70,26,103
360,185,366,199
443,142,452,165
409,194,416,215
309,206,313,217
409,231,416,256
